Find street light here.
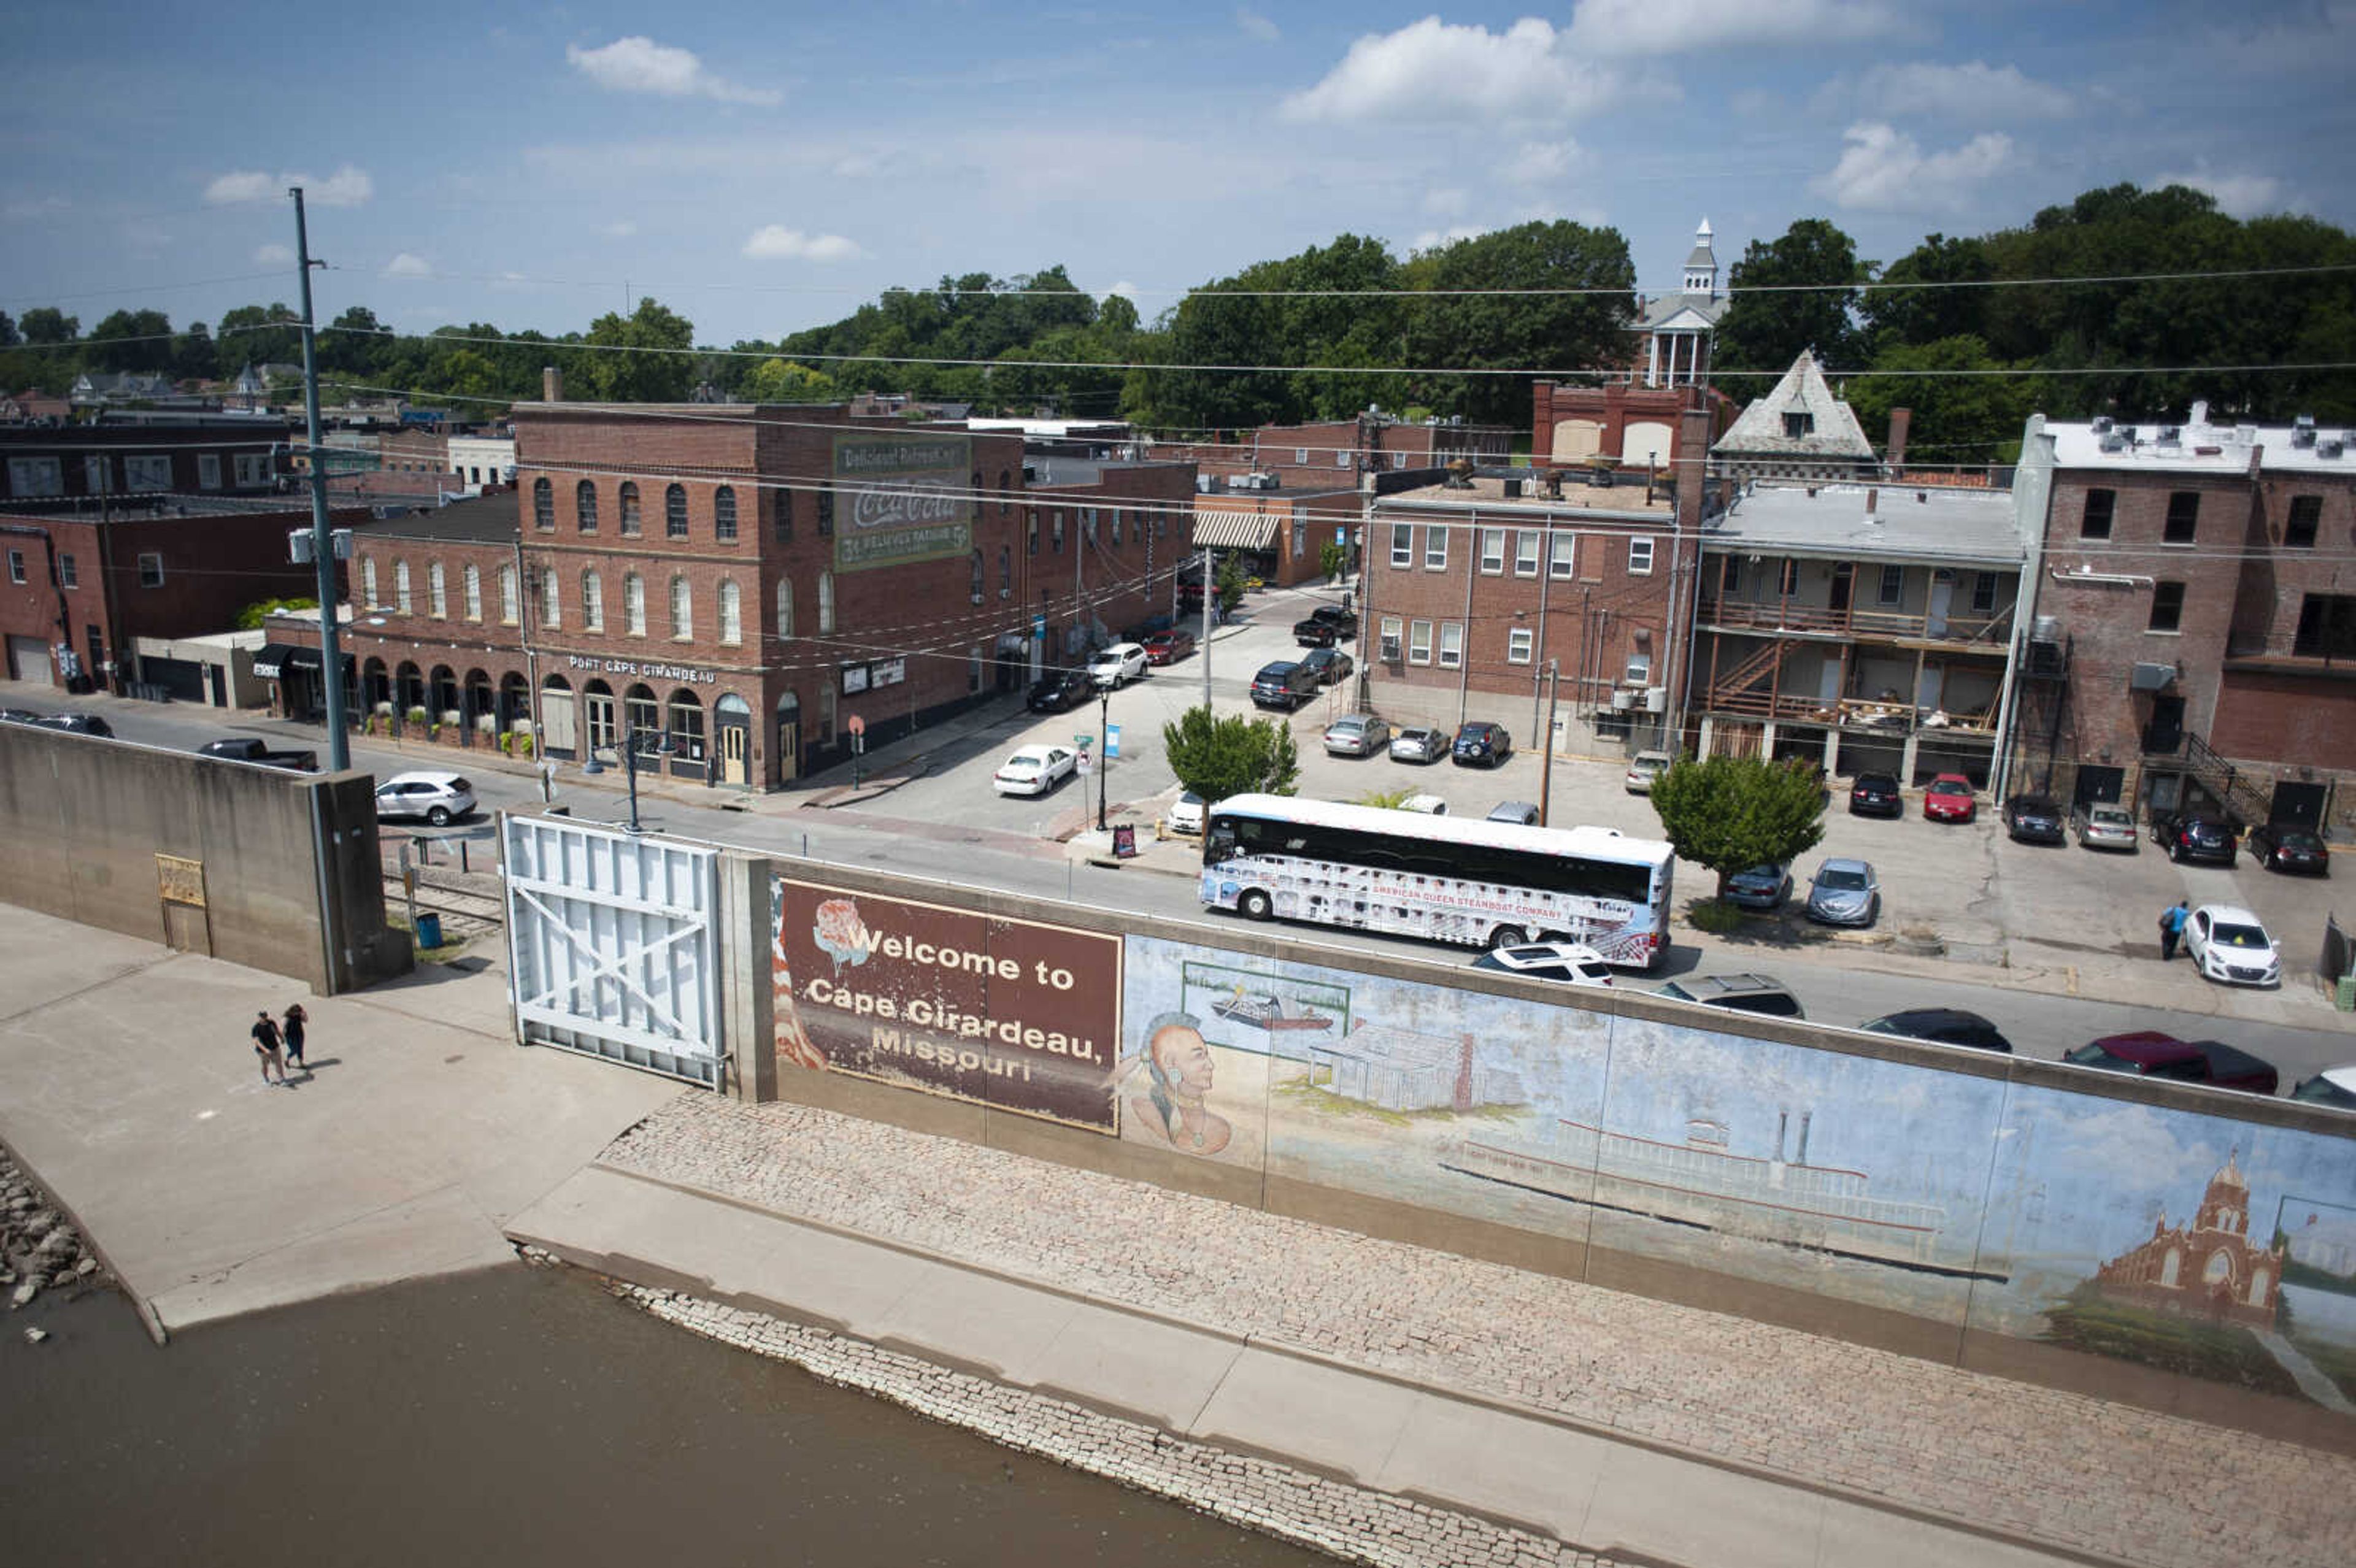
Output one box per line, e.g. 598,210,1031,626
582,724,673,835
1096,685,1111,832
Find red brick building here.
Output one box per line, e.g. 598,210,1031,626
1147,414,1511,494
2093,1155,2283,1329
1190,485,1361,589
1025,455,1200,653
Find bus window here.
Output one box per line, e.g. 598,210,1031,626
1205,821,1239,863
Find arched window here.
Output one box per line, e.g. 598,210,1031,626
428,561,447,618
624,683,659,747
666,483,688,539
462,564,482,621
817,570,836,634
498,564,519,625
1111,509,1123,546
538,566,560,629
582,568,604,632
576,480,598,532
969,548,984,601
623,572,645,636
669,574,691,639
619,481,642,536
999,469,1011,515
668,689,706,763
532,477,554,530
718,579,742,645
714,485,737,542
394,561,412,614
999,545,1011,596
361,558,379,607
775,578,793,638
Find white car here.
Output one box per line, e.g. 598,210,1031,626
1087,643,1149,688
374,770,476,826
1625,750,1673,793
1167,791,1207,836
2184,904,2282,986
1471,941,1615,988
993,745,1077,797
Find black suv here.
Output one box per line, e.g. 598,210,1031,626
2001,794,2065,845
1025,669,1092,713
1451,721,1512,767
2154,812,2237,866
1847,772,1902,817
1250,660,1319,710
1858,1008,2014,1054
1292,605,1357,647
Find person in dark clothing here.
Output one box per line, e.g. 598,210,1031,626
282,1004,309,1074
251,1010,289,1087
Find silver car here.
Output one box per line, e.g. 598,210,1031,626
1324,713,1392,756
2071,802,2139,852
1390,724,1446,764
374,770,476,826
1805,858,1880,926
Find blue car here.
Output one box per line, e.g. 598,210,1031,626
1451,721,1512,768
1725,863,1792,911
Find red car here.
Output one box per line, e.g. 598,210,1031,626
1142,629,1196,665
1922,774,1977,823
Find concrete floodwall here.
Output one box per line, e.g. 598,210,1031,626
0,725,409,994
726,849,2356,1451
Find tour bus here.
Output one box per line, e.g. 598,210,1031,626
1200,793,1675,969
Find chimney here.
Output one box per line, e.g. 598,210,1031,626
542,366,563,403
1865,487,1879,515
1886,407,1910,471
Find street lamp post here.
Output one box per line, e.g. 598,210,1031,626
581,725,673,835
1096,685,1111,832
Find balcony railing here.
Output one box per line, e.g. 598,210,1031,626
1700,688,2000,736
1699,598,2012,647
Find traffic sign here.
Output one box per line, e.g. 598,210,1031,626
847,714,866,735
1074,733,1094,750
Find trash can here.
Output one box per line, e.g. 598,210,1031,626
2336,974,2355,1013
414,912,444,949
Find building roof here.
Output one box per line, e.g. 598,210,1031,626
1705,482,2025,566
1638,296,1727,330
1379,475,1674,518
351,491,520,544
1715,352,1876,460
2039,405,2356,476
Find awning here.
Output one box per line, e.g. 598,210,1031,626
1193,512,1280,551
250,642,300,680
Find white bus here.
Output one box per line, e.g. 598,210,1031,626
1200,793,1676,969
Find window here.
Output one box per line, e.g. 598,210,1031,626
429,563,447,618
362,559,379,607
2080,488,2115,539
576,481,598,532
1390,524,1412,569
533,478,554,531
9,457,61,496
234,453,272,488
59,553,77,590
198,453,222,490
5,549,21,584
625,685,660,743
817,571,836,634
1514,531,1539,577
668,691,705,763
1972,572,1998,614
2148,581,2184,632
1156,510,1167,539
773,488,793,543
1409,618,1433,664
1550,532,1575,579
999,470,1011,515
539,567,561,629
2295,594,2356,658
969,548,984,601
461,564,482,621
1719,556,1742,594
776,579,794,638
1438,622,1464,669
666,483,689,539
2163,491,2200,544
85,455,109,493
2285,495,2321,549
1294,447,1309,464
1392,452,1407,470
1334,449,1350,469
1782,411,1814,439
1379,616,1403,661
1052,511,1065,553
137,552,164,588
1625,650,1652,685
1424,525,1447,571
1026,508,1039,556
623,573,645,635
1877,564,1904,605
669,575,691,639
1507,627,1534,664
1480,528,1505,574
125,455,171,491
719,579,742,645
1292,517,1304,556
395,561,413,614
620,482,642,536
1082,507,1098,546
999,546,1011,596
1628,536,1654,575
817,482,834,537
498,565,520,625
582,569,604,632
715,486,738,542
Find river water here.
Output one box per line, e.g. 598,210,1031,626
0,1266,1322,1567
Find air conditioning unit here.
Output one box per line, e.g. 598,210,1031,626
1642,686,1668,712
1611,688,1638,711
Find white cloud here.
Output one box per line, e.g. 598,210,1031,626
1103,280,1141,302
205,170,274,204
602,220,639,238
382,253,433,279
2153,163,2285,219
566,36,781,106
1504,139,1580,185
1812,121,2011,212
204,164,373,207
4,194,68,220
1281,17,1620,125
741,225,862,262
1854,60,2073,121
1411,225,1488,252
252,243,294,266
1235,7,1279,43
1566,0,1900,56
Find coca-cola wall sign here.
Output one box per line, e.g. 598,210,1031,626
772,874,1123,1132
831,433,973,572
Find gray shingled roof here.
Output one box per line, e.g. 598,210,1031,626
1714,352,1876,460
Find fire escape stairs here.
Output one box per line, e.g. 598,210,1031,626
2182,734,2274,829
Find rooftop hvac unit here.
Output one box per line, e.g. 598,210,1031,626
2098,431,2130,453
2092,415,2114,433
1642,686,1668,712
1611,688,1638,711
2157,425,2182,444
2321,439,2347,459
2293,415,2318,448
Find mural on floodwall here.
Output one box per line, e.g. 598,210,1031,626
1115,933,2356,1416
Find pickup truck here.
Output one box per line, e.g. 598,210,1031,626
2064,1031,2279,1096
198,737,320,772
1293,605,1358,647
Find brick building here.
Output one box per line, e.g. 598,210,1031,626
2,412,290,504
1189,485,1361,589
2004,405,2356,832
1146,413,1511,494
2092,1155,2283,1329
1023,454,1200,653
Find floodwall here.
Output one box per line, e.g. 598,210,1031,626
737,852,2356,1451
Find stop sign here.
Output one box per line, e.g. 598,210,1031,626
846,714,866,736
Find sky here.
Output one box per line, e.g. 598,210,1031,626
3,1,2352,356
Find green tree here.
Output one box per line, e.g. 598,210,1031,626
1401,220,1635,425
1847,336,2040,466
1214,552,1249,612
19,307,77,344
88,309,172,372
1647,755,1825,900
1715,218,1869,379
582,297,695,402
1162,706,1299,802
172,321,218,381
0,310,17,348
217,303,303,369
1861,233,1993,350
741,357,838,402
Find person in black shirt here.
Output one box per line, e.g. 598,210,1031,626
251,1010,290,1087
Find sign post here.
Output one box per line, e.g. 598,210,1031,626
847,713,867,790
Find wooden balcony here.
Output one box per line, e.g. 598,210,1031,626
1699,598,2012,647
1698,687,2000,736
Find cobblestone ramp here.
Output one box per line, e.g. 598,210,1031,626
599,1097,2356,1568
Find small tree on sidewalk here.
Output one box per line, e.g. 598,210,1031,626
1647,754,1825,901
1163,705,1298,802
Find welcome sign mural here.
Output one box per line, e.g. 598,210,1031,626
831,433,972,572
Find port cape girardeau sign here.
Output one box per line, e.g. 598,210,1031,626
770,875,1123,1132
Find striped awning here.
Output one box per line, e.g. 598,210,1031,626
1193,511,1280,550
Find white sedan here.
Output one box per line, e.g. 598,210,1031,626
1087,642,1149,688
2184,904,2282,986
1471,941,1615,987
993,745,1077,797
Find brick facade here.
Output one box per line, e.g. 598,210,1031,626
1,417,290,504
1026,460,1200,651
1530,380,1728,473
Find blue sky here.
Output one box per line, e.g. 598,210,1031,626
4,2,2350,353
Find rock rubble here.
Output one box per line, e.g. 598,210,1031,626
1,1143,110,1314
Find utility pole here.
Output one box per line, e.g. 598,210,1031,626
1538,660,1561,828
293,186,350,773
1198,544,1213,713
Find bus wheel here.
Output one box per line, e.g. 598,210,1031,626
1239,890,1274,921
1487,924,1528,951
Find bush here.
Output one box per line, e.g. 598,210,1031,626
405,705,430,727
1686,899,1747,936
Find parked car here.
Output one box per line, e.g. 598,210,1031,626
1472,940,1614,988
1141,628,1196,666
1653,973,1804,1019
1025,668,1093,713
2001,793,2065,845
2182,904,2282,986
1485,801,1540,826
2291,1066,2356,1109
1922,774,1977,823
374,771,475,826
2153,812,2237,866
1,707,46,725
2065,1031,2279,1096
1166,791,1207,837
993,745,1078,797
1723,863,1793,912
1249,660,1319,711
1323,713,1392,756
36,712,114,737
2070,801,2139,852
1398,792,1448,815
1858,1007,2014,1054
1805,858,1880,926
1625,750,1673,794
1847,772,1903,817
2247,821,2330,875
1087,642,1149,688
1299,647,1353,686
1292,605,1357,646
198,736,320,772
1450,721,1512,768
1389,724,1446,764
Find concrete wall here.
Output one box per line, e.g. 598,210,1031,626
0,725,409,994
736,850,2356,1453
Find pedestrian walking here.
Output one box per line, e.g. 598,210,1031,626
282,1003,308,1074
250,1010,290,1086
2158,899,2190,961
